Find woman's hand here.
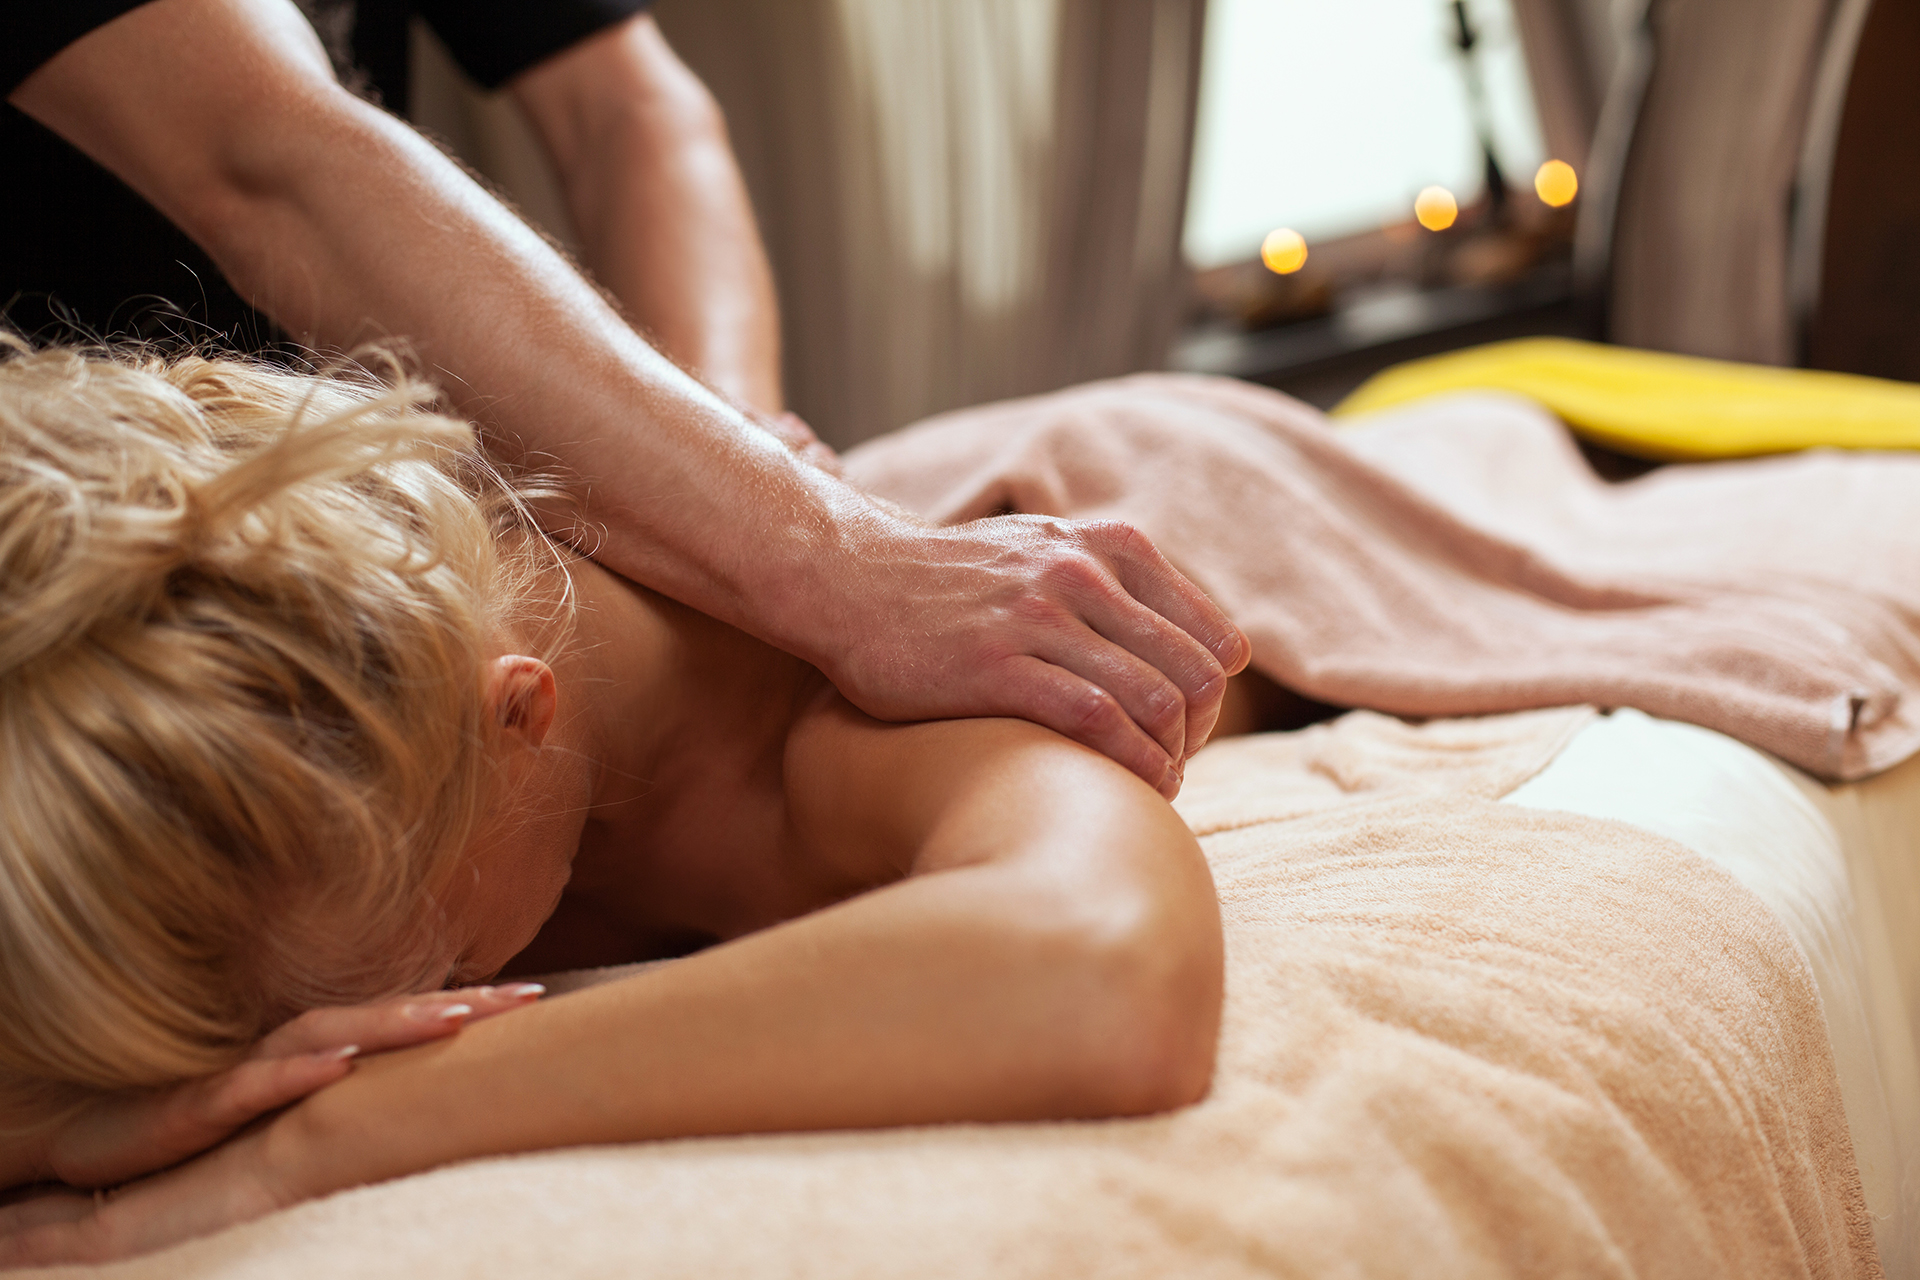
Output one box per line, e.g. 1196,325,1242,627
27,984,543,1192
0,985,545,1267
0,1117,288,1270
0,983,541,1269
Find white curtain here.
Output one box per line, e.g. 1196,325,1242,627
410,0,1208,449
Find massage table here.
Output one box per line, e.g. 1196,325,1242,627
31,367,1917,1277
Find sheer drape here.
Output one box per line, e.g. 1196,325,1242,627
1604,0,1846,365
1509,0,1871,367
1508,0,1617,176
410,1,1206,449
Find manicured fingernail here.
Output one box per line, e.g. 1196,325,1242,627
403,1000,473,1023
500,983,545,999
319,1044,360,1062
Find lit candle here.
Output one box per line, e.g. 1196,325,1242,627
1260,228,1308,275
1414,186,1458,231
1534,159,1578,207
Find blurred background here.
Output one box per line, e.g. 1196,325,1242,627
412,0,1918,449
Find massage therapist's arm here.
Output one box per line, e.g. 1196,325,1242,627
7,0,1248,793
0,716,1222,1265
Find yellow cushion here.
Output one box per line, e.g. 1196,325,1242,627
1333,337,1920,460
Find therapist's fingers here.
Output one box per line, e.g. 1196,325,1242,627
987,656,1179,798
1057,562,1239,763
1087,522,1248,758
999,518,1238,766
812,513,1243,787
1026,637,1189,794
1025,595,1218,773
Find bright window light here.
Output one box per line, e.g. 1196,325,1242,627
1183,0,1547,269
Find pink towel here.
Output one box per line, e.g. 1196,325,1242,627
844,376,1920,780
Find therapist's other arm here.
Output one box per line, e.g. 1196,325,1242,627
509,14,783,418
9,0,1248,792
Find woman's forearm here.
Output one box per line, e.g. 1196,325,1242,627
264,829,1219,1201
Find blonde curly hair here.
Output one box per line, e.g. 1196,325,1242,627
0,339,568,1108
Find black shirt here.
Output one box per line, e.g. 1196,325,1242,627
1,0,650,349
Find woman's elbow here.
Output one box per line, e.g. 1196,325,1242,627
1061,874,1224,1118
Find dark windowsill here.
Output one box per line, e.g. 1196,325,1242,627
1170,261,1593,410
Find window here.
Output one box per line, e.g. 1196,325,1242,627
1184,0,1547,269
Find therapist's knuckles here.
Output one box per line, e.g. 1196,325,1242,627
1137,625,1226,710
1050,524,1246,683
1069,517,1150,556
1039,546,1123,600
1061,681,1127,738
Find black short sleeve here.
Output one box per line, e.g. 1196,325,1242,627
2,0,161,95
414,0,656,90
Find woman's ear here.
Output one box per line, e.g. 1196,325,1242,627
485,655,558,748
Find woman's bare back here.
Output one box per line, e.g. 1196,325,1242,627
492,562,890,975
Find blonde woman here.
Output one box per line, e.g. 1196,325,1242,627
0,343,1225,1265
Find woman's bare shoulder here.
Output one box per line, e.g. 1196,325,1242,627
780,691,1179,882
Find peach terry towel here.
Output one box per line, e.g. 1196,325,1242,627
844,376,1920,780
39,710,1876,1279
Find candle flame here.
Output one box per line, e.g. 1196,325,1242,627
1534,159,1578,207
1414,186,1458,231
1260,228,1308,275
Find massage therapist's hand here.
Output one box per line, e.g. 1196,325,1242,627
798,510,1248,799
22,985,541,1193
